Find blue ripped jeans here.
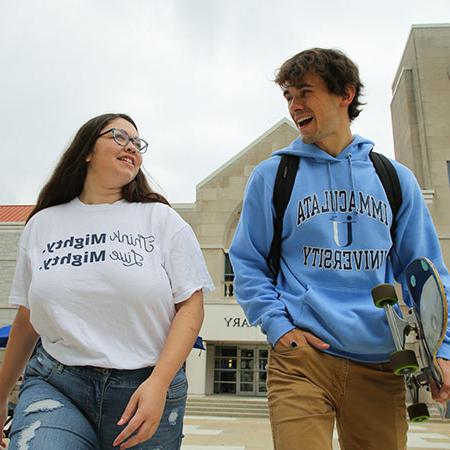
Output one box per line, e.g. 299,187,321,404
8,345,187,450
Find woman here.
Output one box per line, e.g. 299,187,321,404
0,113,214,449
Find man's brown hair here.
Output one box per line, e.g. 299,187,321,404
275,48,364,121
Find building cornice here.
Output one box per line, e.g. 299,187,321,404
172,203,197,210
422,189,435,204
0,222,25,231
392,23,450,91
391,67,412,100
411,23,450,29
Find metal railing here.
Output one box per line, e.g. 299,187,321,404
224,280,234,297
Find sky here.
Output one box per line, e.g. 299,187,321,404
1,0,449,205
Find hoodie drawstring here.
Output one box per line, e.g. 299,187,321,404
347,153,358,220
326,153,358,221
347,153,356,196
327,162,337,219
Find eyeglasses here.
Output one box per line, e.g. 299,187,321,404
98,128,149,154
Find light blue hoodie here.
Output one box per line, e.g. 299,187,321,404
230,135,450,362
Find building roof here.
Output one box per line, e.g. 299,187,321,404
197,118,296,190
0,205,34,223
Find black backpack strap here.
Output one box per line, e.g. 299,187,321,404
369,151,402,242
268,155,300,277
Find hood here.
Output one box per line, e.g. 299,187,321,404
273,134,374,163
272,135,375,223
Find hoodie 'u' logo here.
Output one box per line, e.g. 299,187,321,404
332,215,355,247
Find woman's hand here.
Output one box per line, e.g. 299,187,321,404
113,291,204,449
113,377,167,449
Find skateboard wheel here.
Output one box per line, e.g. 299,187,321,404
390,350,419,376
371,284,398,307
407,403,430,422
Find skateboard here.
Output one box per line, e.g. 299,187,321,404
371,257,448,422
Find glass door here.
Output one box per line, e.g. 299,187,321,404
257,348,268,395
214,345,268,396
237,347,256,395
213,346,237,394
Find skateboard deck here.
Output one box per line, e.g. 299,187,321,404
372,256,448,422
404,257,448,388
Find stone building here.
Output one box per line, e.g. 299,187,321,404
391,23,450,263
1,24,450,397
0,208,31,329
179,119,297,395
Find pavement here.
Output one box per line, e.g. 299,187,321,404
182,415,450,450
3,415,449,449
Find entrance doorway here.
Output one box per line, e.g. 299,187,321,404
213,345,268,396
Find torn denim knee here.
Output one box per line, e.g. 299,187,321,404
15,399,64,449
168,409,179,426
17,420,41,450
24,399,63,415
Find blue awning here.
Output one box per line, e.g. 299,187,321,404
0,325,11,347
193,336,206,350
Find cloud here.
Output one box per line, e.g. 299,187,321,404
1,0,449,204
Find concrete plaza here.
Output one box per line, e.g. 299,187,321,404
182,415,450,450
3,414,449,449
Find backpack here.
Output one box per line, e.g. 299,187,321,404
268,151,402,276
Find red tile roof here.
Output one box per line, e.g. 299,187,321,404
0,206,34,223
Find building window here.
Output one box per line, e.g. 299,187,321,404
224,253,234,297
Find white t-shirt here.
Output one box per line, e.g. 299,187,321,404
9,198,214,369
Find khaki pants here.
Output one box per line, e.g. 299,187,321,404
267,345,407,450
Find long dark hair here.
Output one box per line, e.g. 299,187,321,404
27,113,169,223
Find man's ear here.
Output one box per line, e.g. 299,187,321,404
341,84,356,107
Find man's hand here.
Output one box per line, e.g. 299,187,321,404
274,328,329,352
431,358,450,403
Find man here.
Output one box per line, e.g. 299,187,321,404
230,48,450,450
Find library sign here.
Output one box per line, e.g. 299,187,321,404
203,304,265,341
224,317,251,328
